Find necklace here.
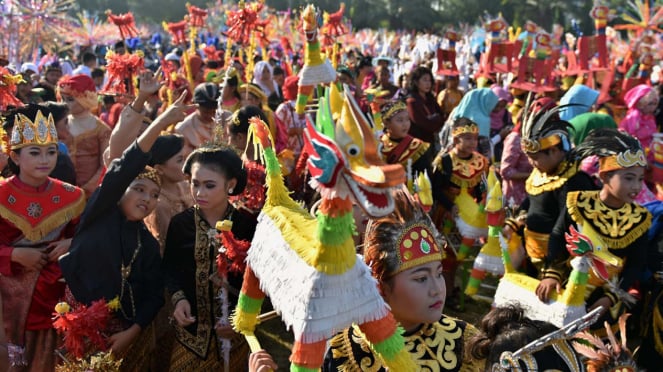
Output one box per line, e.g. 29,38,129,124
119,232,141,320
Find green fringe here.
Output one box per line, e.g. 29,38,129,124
488,225,501,237
263,147,281,177
290,365,318,372
369,326,406,361
316,211,355,246
569,268,589,286
237,293,264,314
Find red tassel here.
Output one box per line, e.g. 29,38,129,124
53,299,112,359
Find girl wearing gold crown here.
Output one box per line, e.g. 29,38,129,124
0,104,85,370
431,117,489,296
323,189,485,371
59,92,193,368
544,128,651,331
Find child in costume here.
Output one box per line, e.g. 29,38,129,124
468,304,594,371
379,100,434,183
163,145,255,370
57,74,111,197
544,128,650,329
59,92,192,367
0,104,85,370
504,104,595,298
619,84,659,163
436,75,463,123
324,189,484,371
431,117,489,294
499,98,551,207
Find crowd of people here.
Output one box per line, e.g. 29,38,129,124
1,1,663,371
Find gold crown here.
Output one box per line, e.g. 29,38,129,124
599,149,647,173
382,101,407,121
10,110,58,150
451,122,479,137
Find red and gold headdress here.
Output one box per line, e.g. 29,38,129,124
364,189,445,281
10,107,58,150
57,75,98,111
0,67,25,111
394,223,442,274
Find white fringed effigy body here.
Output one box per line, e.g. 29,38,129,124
247,212,389,343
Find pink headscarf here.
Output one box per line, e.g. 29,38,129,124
490,85,511,130
623,84,652,109
619,84,657,159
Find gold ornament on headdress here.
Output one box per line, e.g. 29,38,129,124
10,110,58,150
520,134,561,154
136,166,162,188
599,149,647,173
394,223,442,275
382,101,407,122
451,122,479,137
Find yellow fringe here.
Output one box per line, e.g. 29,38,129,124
525,161,578,196
262,149,356,275
231,308,259,334
0,194,85,242
380,348,417,371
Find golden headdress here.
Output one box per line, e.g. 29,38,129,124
9,104,58,150
573,128,647,173
520,98,570,154
136,165,162,187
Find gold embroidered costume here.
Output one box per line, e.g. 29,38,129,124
567,190,651,249
525,161,579,196
324,316,484,372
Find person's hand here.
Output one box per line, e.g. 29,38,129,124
137,68,162,97
249,350,278,372
47,239,71,261
10,248,48,271
108,324,140,356
154,91,194,128
502,225,513,240
587,296,612,318
214,321,236,338
535,278,561,302
173,299,196,327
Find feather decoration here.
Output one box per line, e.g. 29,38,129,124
572,313,637,372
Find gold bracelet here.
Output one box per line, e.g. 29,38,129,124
171,290,187,306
